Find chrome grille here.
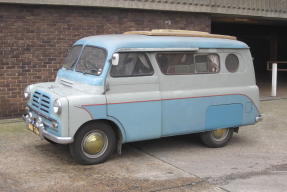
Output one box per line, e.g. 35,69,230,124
31,91,51,114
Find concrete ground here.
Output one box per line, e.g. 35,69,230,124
257,71,287,99
258,81,287,99
0,99,287,192
0,122,224,192
133,99,287,192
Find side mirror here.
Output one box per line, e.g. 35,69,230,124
112,53,119,66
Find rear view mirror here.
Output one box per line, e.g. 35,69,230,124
112,53,119,66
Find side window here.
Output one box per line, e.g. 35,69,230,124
195,55,208,73
225,54,239,73
195,54,220,73
208,54,220,73
156,52,219,75
110,52,154,77
157,53,194,75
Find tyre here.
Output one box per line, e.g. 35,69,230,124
69,122,116,165
200,128,234,148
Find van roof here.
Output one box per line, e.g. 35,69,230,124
74,34,249,51
124,29,237,40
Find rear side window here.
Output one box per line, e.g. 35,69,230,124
110,52,154,77
225,54,239,73
156,53,219,75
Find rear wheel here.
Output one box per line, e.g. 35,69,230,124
69,122,116,165
200,128,234,148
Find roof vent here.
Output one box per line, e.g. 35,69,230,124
124,29,236,40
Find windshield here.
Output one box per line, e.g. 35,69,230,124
76,46,106,75
63,45,82,69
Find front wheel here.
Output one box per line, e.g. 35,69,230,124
200,128,234,148
69,122,116,165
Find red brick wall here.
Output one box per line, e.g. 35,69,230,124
0,4,210,118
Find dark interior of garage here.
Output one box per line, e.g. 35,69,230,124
212,20,287,98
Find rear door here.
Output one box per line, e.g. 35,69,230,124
105,52,161,142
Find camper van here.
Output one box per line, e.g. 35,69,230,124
23,30,262,164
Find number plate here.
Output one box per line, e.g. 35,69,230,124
28,124,40,136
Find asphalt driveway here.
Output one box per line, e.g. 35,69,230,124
0,99,287,192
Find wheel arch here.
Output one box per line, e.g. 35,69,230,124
74,119,126,154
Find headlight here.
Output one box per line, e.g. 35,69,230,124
24,86,32,100
53,99,62,115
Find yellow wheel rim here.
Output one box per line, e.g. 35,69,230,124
83,132,106,155
212,128,228,140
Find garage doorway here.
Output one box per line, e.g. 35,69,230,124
212,19,287,99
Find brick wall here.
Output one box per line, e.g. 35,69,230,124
0,4,210,118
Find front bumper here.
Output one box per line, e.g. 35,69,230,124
256,114,263,122
22,113,73,144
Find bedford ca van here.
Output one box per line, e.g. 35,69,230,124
23,30,262,164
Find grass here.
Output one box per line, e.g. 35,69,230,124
0,120,26,133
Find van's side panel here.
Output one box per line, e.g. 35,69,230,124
206,103,243,130
106,76,162,142
161,94,258,135
153,49,260,136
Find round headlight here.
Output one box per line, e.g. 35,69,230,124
24,86,31,100
53,99,62,115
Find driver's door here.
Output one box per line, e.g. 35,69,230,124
105,52,161,142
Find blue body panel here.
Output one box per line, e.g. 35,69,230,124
83,94,259,143
107,101,162,142
162,95,257,136
83,105,107,119
57,68,105,86
206,104,243,130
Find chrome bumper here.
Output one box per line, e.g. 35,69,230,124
22,113,73,144
256,114,263,122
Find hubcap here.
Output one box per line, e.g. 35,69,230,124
212,128,229,141
82,131,107,157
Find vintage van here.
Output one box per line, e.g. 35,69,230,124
23,30,262,164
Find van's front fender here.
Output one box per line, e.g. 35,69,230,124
68,95,127,143
68,95,106,137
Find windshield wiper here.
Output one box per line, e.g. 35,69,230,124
83,69,99,75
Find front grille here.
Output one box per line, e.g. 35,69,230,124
31,91,51,114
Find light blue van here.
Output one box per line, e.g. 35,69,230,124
23,30,262,164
